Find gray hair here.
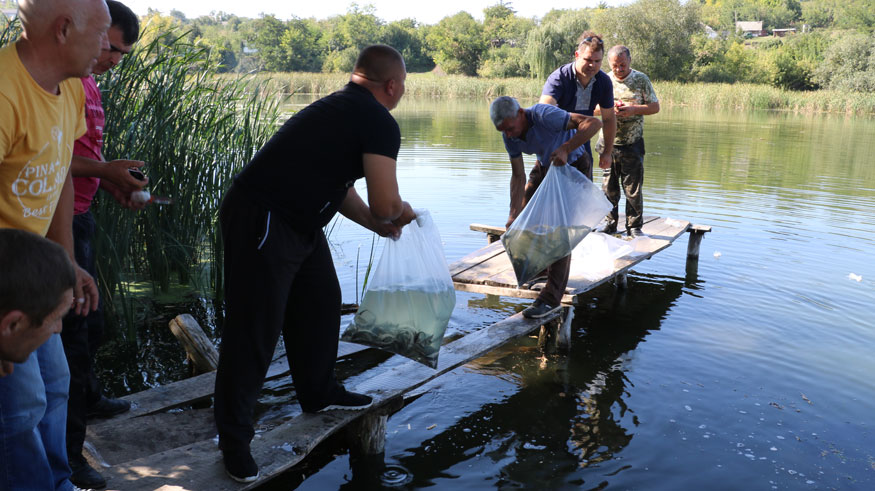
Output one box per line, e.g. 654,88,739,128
489,96,520,127
608,45,631,60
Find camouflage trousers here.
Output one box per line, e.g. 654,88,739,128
602,137,645,230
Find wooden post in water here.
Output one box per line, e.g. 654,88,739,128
540,308,574,353
686,224,712,260
557,307,573,350
348,397,403,459
538,318,560,354
349,413,388,455
615,272,628,289
168,314,219,374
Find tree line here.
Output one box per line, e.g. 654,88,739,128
136,0,874,92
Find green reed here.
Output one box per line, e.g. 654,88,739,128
93,28,281,334
228,72,545,100
239,71,875,115
655,81,875,115
0,14,19,46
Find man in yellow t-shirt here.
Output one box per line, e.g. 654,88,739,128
0,0,110,489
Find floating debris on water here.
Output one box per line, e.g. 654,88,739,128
848,273,862,282
523,443,547,450
427,424,436,430
713,251,722,258
685,405,693,411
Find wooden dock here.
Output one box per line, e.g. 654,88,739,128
454,216,710,305
85,216,709,490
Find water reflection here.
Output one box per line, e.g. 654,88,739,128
375,274,688,488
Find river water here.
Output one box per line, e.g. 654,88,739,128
248,97,875,490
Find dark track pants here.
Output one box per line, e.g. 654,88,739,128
61,211,104,459
214,184,343,452
525,153,593,306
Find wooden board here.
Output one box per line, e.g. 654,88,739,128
451,216,690,300
87,341,369,431
100,312,562,490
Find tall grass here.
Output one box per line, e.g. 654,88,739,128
0,14,19,46
656,81,875,115
228,72,545,100
94,28,281,334
241,71,875,115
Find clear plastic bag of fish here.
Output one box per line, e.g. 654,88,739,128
502,163,612,286
342,209,456,368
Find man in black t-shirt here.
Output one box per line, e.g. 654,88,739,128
214,44,416,484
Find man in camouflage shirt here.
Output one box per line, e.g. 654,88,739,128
595,45,660,238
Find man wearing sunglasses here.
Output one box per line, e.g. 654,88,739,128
63,2,146,488
539,31,617,182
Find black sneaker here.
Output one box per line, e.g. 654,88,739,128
628,227,645,238
87,396,131,419
307,388,374,413
522,300,561,319
69,453,107,490
222,448,259,483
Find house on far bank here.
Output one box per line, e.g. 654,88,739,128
735,21,766,37
772,28,797,37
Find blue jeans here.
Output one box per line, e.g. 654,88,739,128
0,334,73,490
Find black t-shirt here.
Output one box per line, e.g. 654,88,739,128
234,82,401,231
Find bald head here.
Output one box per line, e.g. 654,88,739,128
16,0,111,88
18,0,101,35
353,44,405,83
351,44,407,111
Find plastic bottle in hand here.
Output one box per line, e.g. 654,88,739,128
127,168,172,205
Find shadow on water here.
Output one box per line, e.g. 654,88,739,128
270,271,695,489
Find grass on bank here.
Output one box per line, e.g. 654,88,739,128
94,29,282,336
236,72,875,115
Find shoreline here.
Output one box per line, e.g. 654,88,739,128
224,72,875,116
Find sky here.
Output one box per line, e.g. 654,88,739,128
122,1,627,25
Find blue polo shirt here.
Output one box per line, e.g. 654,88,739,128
542,63,614,155
502,104,586,170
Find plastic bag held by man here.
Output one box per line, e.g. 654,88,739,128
502,164,612,286
342,209,456,368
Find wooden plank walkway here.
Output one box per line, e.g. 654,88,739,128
451,216,699,304
86,215,709,489
89,313,561,490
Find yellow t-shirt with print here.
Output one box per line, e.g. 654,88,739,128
0,42,87,236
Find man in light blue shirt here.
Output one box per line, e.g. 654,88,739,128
490,96,601,319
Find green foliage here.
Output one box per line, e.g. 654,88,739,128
250,15,290,71
835,0,875,30
482,1,535,50
592,0,701,81
94,28,281,332
321,46,359,73
801,1,833,27
427,12,484,76
769,32,827,90
381,19,434,72
524,9,590,79
282,18,324,72
479,44,529,78
813,32,875,92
